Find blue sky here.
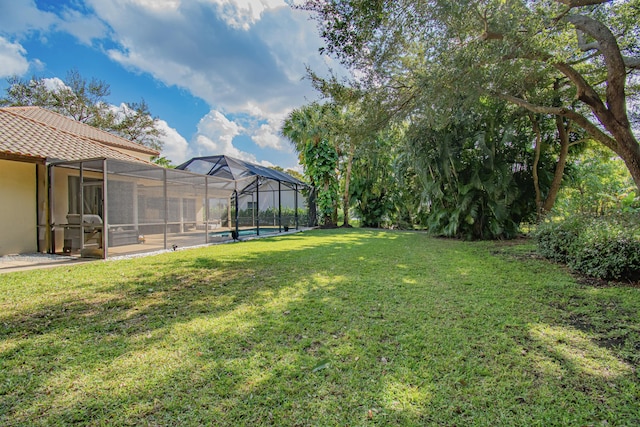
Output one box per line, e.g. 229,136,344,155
0,0,337,170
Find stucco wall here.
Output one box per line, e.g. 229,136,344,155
0,159,37,255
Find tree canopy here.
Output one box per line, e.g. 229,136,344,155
301,0,640,191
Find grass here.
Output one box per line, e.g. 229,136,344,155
1,228,639,426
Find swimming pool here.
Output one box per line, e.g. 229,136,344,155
208,227,283,238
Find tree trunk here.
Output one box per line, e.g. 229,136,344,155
323,181,332,225
559,12,640,192
342,145,355,227
529,113,572,219
616,132,640,192
529,114,543,217
542,116,571,214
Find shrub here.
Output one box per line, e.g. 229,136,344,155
535,216,583,263
535,213,640,281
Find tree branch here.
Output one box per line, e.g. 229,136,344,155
552,62,614,119
576,28,640,69
576,30,600,51
569,138,590,147
555,0,612,7
564,14,630,125
491,91,619,151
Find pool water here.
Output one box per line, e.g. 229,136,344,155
209,227,283,238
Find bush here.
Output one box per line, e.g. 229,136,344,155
535,216,583,263
535,213,640,281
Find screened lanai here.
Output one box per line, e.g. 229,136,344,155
47,156,313,259
176,155,313,238
47,158,239,259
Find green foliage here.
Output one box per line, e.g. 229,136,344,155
303,137,339,225
303,0,640,196
535,216,583,264
152,156,174,167
349,133,396,227
387,150,429,229
537,144,640,281
231,206,311,228
298,2,640,234
270,165,307,183
536,213,640,281
408,103,539,239
282,103,341,226
554,147,638,216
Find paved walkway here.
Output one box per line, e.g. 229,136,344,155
0,228,312,274
0,253,94,274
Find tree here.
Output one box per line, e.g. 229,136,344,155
282,103,340,227
349,130,397,227
391,149,428,229
528,106,593,218
554,143,638,216
301,0,640,193
51,69,111,124
2,75,52,107
1,69,165,153
103,100,164,151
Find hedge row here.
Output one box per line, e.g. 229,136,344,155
535,213,640,281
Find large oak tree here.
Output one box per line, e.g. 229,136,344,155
301,0,640,192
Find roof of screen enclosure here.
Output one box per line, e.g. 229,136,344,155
176,155,308,195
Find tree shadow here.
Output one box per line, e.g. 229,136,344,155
1,229,639,425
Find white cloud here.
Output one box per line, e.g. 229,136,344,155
252,121,284,150
56,8,109,45
190,110,258,162
90,1,327,115
0,37,29,77
157,119,190,165
205,0,288,30
0,1,106,46
129,0,181,13
198,110,241,142
0,1,57,34
41,77,66,91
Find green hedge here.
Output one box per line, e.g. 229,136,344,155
535,213,640,281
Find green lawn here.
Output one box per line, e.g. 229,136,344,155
1,229,639,426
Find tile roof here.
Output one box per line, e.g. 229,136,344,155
3,106,159,156
0,107,153,164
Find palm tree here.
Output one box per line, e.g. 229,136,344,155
282,103,339,227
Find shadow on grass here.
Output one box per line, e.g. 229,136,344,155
1,229,639,425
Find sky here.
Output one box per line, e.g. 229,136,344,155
0,0,337,170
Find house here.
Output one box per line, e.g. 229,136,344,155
0,106,158,256
1,106,312,259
